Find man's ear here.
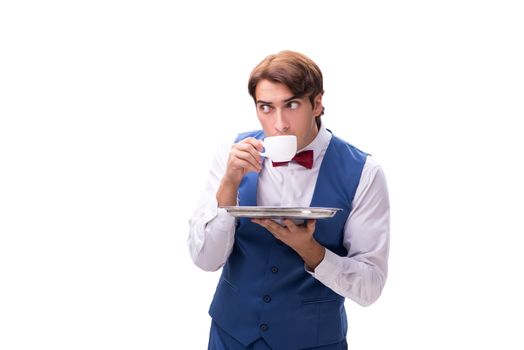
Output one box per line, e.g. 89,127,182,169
312,93,323,116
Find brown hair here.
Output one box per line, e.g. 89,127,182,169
248,50,325,122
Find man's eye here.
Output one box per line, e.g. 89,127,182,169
260,105,271,113
288,101,299,110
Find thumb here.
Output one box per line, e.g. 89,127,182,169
306,219,316,233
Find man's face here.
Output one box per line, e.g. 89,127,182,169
255,79,323,150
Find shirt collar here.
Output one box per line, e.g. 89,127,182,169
297,122,332,163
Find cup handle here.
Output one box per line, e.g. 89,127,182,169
259,141,266,157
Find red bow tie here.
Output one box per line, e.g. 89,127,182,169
272,150,314,169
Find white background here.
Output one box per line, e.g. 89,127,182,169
1,1,523,349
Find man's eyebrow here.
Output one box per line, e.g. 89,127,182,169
284,95,300,102
256,95,300,105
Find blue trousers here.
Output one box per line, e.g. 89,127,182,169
208,320,348,350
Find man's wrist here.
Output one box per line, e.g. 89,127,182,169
299,239,326,272
216,177,240,206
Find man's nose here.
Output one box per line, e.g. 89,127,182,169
274,109,290,133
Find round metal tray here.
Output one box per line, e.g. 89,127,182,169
221,206,341,220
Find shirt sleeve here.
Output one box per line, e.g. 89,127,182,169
309,156,390,306
187,136,238,271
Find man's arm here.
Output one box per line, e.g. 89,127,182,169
188,136,264,271
311,157,390,306
188,138,236,271
251,157,389,306
216,137,263,205
251,218,326,271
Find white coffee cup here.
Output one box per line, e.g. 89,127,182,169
259,135,297,162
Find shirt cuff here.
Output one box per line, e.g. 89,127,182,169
306,249,341,286
201,194,236,229
212,207,237,227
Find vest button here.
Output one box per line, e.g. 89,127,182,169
263,295,272,303
260,323,269,332
271,266,279,273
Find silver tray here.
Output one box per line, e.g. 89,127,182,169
221,206,341,220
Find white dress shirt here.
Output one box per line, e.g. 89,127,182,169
188,124,390,306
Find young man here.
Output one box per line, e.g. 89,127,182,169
188,50,390,350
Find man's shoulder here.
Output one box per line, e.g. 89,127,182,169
329,133,369,159
328,134,383,176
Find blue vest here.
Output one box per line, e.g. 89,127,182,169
209,130,367,349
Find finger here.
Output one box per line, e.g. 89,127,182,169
254,218,272,228
254,219,284,233
251,218,270,228
235,140,263,163
239,138,263,163
238,138,263,157
230,147,262,172
283,219,298,231
306,219,316,234
251,219,280,239
265,220,288,237
241,137,264,152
